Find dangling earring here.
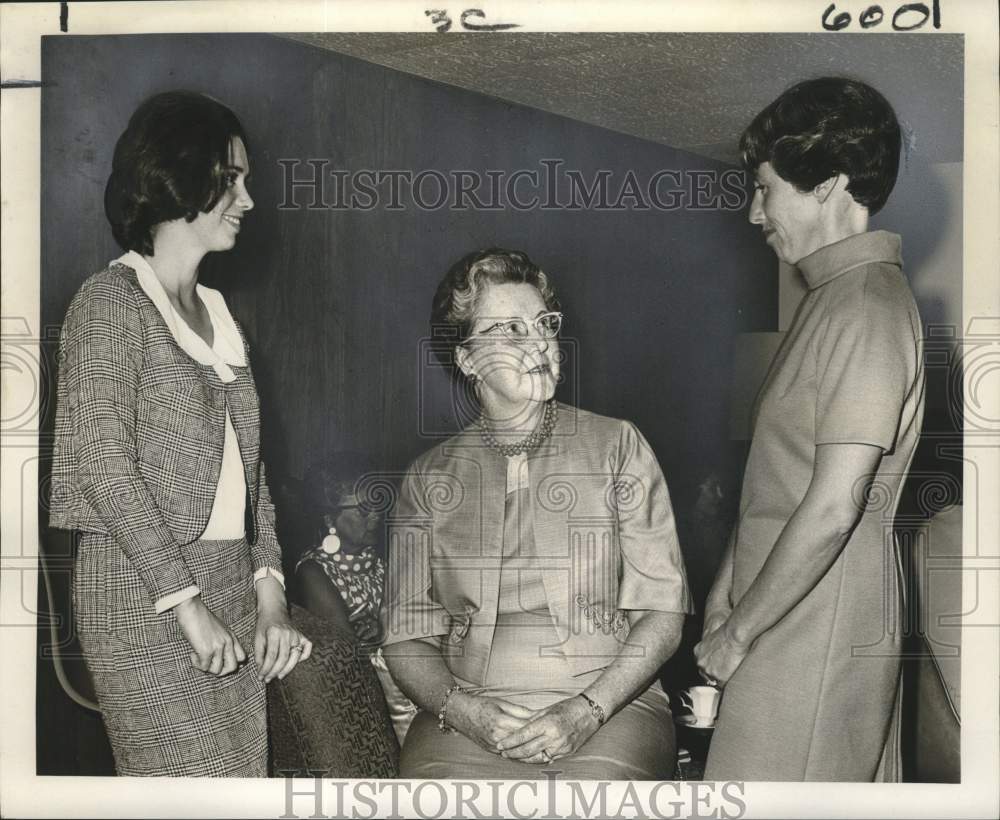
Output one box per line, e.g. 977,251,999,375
322,526,341,554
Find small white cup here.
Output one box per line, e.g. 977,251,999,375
680,685,720,726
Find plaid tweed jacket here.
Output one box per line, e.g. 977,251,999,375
49,263,283,603
381,403,693,680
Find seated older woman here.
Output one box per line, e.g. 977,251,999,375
381,248,692,779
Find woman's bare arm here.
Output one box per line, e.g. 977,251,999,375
496,609,683,761
696,442,883,684
382,638,536,752
585,609,685,716
296,561,354,634
703,528,736,636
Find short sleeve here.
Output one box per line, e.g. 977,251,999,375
614,421,694,614
815,275,919,451
380,464,451,647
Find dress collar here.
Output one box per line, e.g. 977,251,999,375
796,230,902,290
113,251,245,382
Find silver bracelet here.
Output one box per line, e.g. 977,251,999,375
577,692,607,725
437,684,467,733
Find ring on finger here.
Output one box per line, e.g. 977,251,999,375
290,645,303,654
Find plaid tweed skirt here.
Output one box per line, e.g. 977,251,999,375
74,533,267,777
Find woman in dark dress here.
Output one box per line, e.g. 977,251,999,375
295,454,419,742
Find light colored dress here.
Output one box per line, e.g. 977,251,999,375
385,407,692,779
401,483,675,779
705,231,925,781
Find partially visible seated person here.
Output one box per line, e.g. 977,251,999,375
295,454,417,742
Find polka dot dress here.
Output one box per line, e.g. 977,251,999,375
297,545,385,641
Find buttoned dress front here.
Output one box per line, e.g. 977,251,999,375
704,231,925,781
51,255,285,777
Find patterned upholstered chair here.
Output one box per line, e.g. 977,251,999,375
267,604,400,777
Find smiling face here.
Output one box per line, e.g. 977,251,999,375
456,282,560,424
748,161,825,265
188,137,253,254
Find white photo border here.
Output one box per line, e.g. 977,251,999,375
1,1,997,817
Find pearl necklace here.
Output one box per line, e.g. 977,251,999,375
479,401,557,457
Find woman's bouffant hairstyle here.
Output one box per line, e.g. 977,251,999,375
104,90,249,255
430,248,561,373
740,77,901,215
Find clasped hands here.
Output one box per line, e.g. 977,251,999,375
450,692,601,764
693,610,750,688
175,591,312,683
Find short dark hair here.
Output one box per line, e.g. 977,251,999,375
104,90,249,255
740,77,901,214
429,247,561,372
305,450,379,515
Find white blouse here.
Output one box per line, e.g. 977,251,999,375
115,251,284,611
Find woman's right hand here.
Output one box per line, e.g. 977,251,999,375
701,607,731,642
446,692,537,753
174,595,247,676
699,605,732,687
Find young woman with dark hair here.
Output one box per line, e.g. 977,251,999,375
50,90,310,777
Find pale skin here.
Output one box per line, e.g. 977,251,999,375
383,281,684,763
695,166,882,686
695,443,883,685
157,137,311,682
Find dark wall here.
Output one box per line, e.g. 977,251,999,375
38,33,775,773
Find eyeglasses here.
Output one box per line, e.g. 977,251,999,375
337,501,378,517
462,311,563,345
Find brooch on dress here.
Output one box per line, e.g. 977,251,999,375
448,612,472,645
574,594,627,635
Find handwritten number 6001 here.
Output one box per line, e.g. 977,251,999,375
822,1,942,31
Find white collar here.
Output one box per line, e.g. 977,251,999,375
114,251,245,383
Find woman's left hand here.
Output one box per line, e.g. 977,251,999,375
254,604,312,683
494,695,601,763
694,619,750,687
